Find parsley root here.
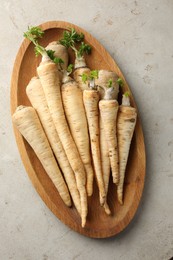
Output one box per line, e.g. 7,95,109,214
61,73,94,197
100,117,111,215
99,80,119,184
83,72,106,206
12,106,71,207
98,76,119,213
117,92,137,204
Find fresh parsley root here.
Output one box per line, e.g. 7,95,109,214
99,79,119,185
12,105,71,207
117,92,137,204
82,71,106,206
61,71,94,197
24,26,88,227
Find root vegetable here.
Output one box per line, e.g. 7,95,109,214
45,37,94,197
61,74,94,197
117,92,137,204
98,78,119,213
83,89,105,205
37,61,87,227
99,95,119,184
100,117,111,215
60,30,94,195
12,106,71,207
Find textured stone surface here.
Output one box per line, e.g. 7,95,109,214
0,0,173,259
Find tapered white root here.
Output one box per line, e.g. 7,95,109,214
37,60,87,227
117,105,137,204
12,106,71,207
83,90,106,206
62,79,94,197
99,100,119,184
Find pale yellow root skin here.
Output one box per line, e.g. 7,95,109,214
37,61,87,227
83,90,106,206
26,77,81,214
99,100,119,184
95,70,119,100
100,117,111,215
73,67,91,91
45,41,69,71
117,106,137,204
62,80,94,197
12,106,71,207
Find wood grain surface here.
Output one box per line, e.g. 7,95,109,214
10,21,146,238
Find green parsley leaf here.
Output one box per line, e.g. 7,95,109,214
90,70,98,80
24,26,45,57
34,45,45,57
77,42,91,58
24,26,44,42
67,64,73,75
59,28,84,48
46,50,56,60
81,73,88,83
117,78,124,87
124,91,130,97
46,49,64,68
53,57,64,65
107,79,113,88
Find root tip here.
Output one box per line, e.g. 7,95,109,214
104,203,111,215
66,200,72,207
118,198,123,205
113,177,119,185
87,190,93,197
100,195,106,206
81,218,86,228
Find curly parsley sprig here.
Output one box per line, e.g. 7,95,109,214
24,26,45,56
24,26,64,69
59,28,91,59
59,28,84,48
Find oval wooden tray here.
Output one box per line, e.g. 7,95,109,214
10,21,146,238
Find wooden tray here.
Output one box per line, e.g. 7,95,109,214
10,21,146,238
